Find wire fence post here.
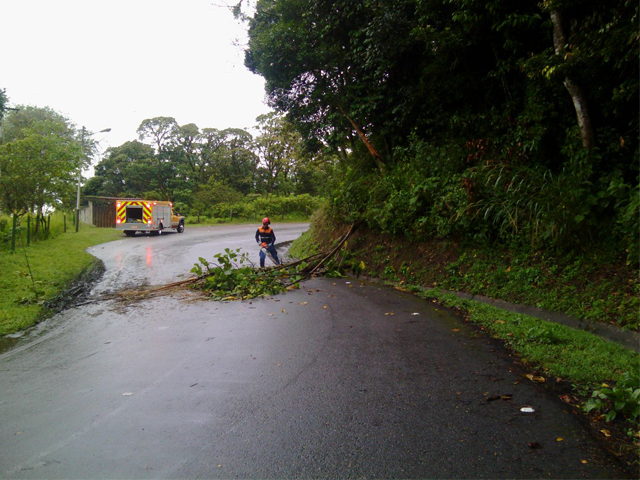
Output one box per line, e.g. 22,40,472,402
11,213,17,253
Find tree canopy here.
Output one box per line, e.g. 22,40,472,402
0,105,82,216
244,0,639,256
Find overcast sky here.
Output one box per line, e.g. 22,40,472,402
1,0,271,155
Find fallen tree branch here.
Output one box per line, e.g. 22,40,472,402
110,223,360,302
307,223,358,277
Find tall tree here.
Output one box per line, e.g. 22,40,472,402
0,107,81,214
254,112,312,193
136,117,180,199
136,117,179,153
1,105,76,143
0,129,81,215
85,141,157,198
245,0,391,171
0,88,8,121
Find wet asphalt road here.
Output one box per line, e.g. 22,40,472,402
0,224,628,479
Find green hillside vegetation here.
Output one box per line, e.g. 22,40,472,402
249,0,639,447
244,0,638,325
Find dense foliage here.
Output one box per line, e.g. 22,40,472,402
0,104,84,217
85,113,327,216
244,0,638,259
190,248,307,300
188,193,323,224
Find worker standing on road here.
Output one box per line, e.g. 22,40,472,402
255,217,280,267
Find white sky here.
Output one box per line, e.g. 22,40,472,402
0,0,271,156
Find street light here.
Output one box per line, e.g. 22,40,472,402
76,126,111,232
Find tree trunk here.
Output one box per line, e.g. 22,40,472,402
550,9,595,150
338,106,385,173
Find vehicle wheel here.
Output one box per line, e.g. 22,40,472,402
124,231,136,237
177,223,184,233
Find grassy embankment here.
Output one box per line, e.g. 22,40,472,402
0,214,122,336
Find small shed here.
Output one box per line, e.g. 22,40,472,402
80,196,143,228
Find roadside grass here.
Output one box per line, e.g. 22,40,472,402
287,228,318,259
0,221,122,336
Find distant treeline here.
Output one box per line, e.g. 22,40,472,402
84,114,328,218
185,194,322,224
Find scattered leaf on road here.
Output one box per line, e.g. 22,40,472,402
600,429,611,437
556,437,564,442
385,312,395,316
487,394,513,402
451,328,461,332
298,302,308,305
525,374,546,383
